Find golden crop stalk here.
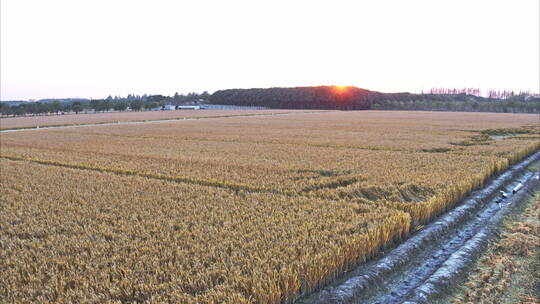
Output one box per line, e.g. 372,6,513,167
1,111,538,303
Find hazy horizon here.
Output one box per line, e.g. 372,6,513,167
1,0,539,101
1,85,538,103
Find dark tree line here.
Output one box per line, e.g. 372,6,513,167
422,88,535,100
1,92,210,117
1,101,68,116
209,87,540,113
3,87,538,116
209,86,382,110
371,92,540,113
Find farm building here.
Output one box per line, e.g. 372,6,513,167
177,105,201,110
162,105,176,110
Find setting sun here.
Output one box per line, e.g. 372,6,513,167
334,85,348,94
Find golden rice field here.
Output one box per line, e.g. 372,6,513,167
0,109,303,130
1,111,539,303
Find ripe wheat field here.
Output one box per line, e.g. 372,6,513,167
0,109,304,130
1,111,538,303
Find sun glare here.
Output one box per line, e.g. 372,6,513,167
334,86,348,94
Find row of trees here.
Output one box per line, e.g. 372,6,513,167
1,92,210,117
426,88,483,96
94,92,210,104
372,91,539,113
1,99,163,117
0,101,71,116
2,88,539,116
425,88,535,100
372,99,540,113
208,87,540,113
486,89,534,100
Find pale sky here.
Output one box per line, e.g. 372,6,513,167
1,0,539,100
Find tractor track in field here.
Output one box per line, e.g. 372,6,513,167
299,151,540,304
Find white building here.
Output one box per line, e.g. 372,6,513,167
162,105,176,110
177,105,201,110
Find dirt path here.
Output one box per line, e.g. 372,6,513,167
300,151,540,304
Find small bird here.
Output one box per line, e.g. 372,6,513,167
500,190,507,198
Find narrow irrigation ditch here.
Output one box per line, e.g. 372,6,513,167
299,150,540,304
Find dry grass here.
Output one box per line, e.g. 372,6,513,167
0,111,538,303
0,109,304,130
446,193,540,304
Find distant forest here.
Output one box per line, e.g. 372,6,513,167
1,87,539,117
209,86,540,113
